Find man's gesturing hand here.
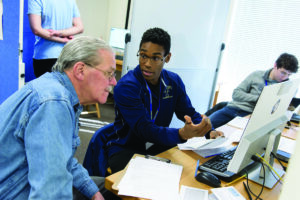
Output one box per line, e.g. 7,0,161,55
179,115,212,140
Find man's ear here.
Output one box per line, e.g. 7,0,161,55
165,53,172,63
72,62,86,81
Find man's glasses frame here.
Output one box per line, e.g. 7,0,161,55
137,52,167,65
85,63,116,81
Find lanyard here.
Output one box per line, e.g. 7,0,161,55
265,80,268,86
145,80,161,123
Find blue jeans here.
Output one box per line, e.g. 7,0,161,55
209,106,251,129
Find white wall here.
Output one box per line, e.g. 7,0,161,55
76,0,128,42
216,0,300,103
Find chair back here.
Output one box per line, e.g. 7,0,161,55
83,123,114,177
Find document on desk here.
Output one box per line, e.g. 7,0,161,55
227,116,249,130
210,186,245,200
179,185,208,200
216,124,244,143
178,137,233,158
278,136,296,154
118,156,183,200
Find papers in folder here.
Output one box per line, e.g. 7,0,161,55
118,156,183,200
178,137,233,158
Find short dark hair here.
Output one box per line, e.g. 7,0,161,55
276,53,298,73
139,27,171,56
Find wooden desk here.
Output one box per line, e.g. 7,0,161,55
105,146,284,200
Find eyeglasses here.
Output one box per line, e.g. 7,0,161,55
85,63,116,81
137,52,166,65
278,69,292,77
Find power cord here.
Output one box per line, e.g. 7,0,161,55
244,155,266,200
270,151,287,171
255,153,284,182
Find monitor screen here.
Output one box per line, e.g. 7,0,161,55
108,28,130,50
227,78,300,187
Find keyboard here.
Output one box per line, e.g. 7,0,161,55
198,147,237,180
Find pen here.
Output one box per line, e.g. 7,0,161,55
195,160,200,177
243,182,252,200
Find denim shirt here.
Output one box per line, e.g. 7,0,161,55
0,72,98,199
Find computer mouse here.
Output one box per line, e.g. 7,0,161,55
195,171,221,187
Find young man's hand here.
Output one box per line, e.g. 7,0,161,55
179,115,212,140
209,130,224,139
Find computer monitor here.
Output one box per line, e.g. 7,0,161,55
227,78,300,188
108,27,130,50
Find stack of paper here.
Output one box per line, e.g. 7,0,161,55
216,125,244,143
118,156,183,200
210,187,245,200
178,137,233,158
227,116,249,129
215,116,250,143
278,137,296,154
179,185,208,200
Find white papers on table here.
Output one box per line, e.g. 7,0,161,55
118,156,183,200
216,124,244,143
227,116,249,130
278,137,296,154
178,137,233,158
179,185,208,200
178,137,231,150
210,186,246,200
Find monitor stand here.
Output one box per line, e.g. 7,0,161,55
247,128,285,189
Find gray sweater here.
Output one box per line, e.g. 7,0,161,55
227,68,279,112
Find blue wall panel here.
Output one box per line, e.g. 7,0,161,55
0,0,20,103
23,0,36,82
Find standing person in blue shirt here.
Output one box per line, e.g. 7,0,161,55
28,0,84,78
0,36,120,200
106,27,223,173
209,53,298,129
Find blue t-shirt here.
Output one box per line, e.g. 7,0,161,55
28,0,80,59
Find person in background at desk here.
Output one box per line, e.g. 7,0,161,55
209,53,299,129
105,27,223,174
28,0,84,78
0,37,120,200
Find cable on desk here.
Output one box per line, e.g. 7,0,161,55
270,152,287,171
255,153,284,182
244,155,266,200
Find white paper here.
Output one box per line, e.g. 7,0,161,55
118,157,183,200
178,137,208,150
178,136,233,157
227,116,249,130
193,145,234,158
178,137,231,150
211,186,246,200
216,124,244,143
278,137,296,154
179,185,208,200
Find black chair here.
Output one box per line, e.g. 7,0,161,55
205,101,228,117
83,123,114,177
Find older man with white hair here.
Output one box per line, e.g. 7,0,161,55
0,36,119,200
